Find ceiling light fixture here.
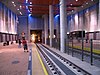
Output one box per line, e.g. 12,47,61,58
30,2,32,4
76,0,78,1
72,10,74,12
81,6,83,8
20,5,22,9
13,4,16,7
70,4,73,6
20,12,22,15
26,0,28,3
86,2,88,4
12,1,14,4
29,14,31,16
17,9,19,10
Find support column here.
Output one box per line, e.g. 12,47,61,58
59,0,67,52
44,14,48,45
98,0,100,31
49,5,54,47
28,16,31,42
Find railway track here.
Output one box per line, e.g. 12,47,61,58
36,44,91,75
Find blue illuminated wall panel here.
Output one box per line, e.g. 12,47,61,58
18,16,28,40
28,16,44,30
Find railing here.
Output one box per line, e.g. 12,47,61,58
46,38,100,67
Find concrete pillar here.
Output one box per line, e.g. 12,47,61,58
98,0,100,31
44,14,48,45
59,0,67,52
49,5,54,47
28,16,31,42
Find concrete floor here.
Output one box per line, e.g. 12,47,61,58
0,44,29,75
0,43,46,75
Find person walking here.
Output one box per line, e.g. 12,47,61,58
22,38,28,52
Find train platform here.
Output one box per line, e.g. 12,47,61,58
0,42,100,75
0,43,47,75
0,43,29,75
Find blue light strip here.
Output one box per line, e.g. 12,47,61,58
55,14,59,18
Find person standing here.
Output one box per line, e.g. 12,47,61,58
22,38,28,52
18,39,22,48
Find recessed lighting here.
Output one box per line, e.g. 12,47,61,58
86,2,88,4
76,0,78,1
20,5,22,9
81,6,83,8
70,4,73,6
20,12,22,15
30,2,32,4
12,1,14,4
17,9,19,10
13,4,16,7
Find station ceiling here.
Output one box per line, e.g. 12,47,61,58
1,0,98,16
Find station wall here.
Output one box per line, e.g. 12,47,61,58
67,3,100,40
0,2,18,43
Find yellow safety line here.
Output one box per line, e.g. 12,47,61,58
36,49,48,75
